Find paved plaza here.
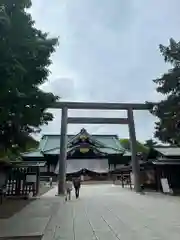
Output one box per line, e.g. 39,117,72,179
42,184,180,240
1,184,180,239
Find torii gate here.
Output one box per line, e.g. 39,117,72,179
51,101,149,194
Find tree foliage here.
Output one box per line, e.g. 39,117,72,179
119,138,149,154
147,38,180,145
0,0,59,154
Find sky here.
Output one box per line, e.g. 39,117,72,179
30,0,180,142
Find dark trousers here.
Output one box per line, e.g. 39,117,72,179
75,187,80,198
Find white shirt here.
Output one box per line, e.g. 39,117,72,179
66,181,73,190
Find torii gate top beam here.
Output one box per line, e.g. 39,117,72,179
51,101,150,110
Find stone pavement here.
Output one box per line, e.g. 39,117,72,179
42,184,180,240
1,184,180,239
0,186,64,239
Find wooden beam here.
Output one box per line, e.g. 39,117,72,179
50,101,150,110
67,117,129,124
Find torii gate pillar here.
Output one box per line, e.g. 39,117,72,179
58,107,68,195
127,108,141,192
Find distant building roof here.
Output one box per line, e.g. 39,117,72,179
152,159,180,165
154,147,180,157
41,133,124,152
21,150,44,158
122,151,131,157
15,161,46,167
21,129,127,157
44,146,123,155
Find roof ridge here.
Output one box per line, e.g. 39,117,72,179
42,134,119,137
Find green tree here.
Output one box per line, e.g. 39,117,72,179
0,0,59,155
147,38,180,145
120,139,149,154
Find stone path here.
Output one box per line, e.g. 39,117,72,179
0,186,63,239
42,184,180,240
1,184,180,239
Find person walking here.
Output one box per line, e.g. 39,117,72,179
73,177,81,199
49,177,53,187
112,175,116,184
65,179,73,201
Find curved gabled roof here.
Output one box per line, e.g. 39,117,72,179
41,129,124,152
22,129,126,157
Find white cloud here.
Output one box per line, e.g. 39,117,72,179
31,0,180,142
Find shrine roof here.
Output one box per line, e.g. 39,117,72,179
154,147,180,157
152,159,180,165
21,150,44,158
43,146,123,155
41,131,124,153
14,161,46,167
21,129,127,157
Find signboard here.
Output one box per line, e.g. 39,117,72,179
161,178,171,193
26,175,37,183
